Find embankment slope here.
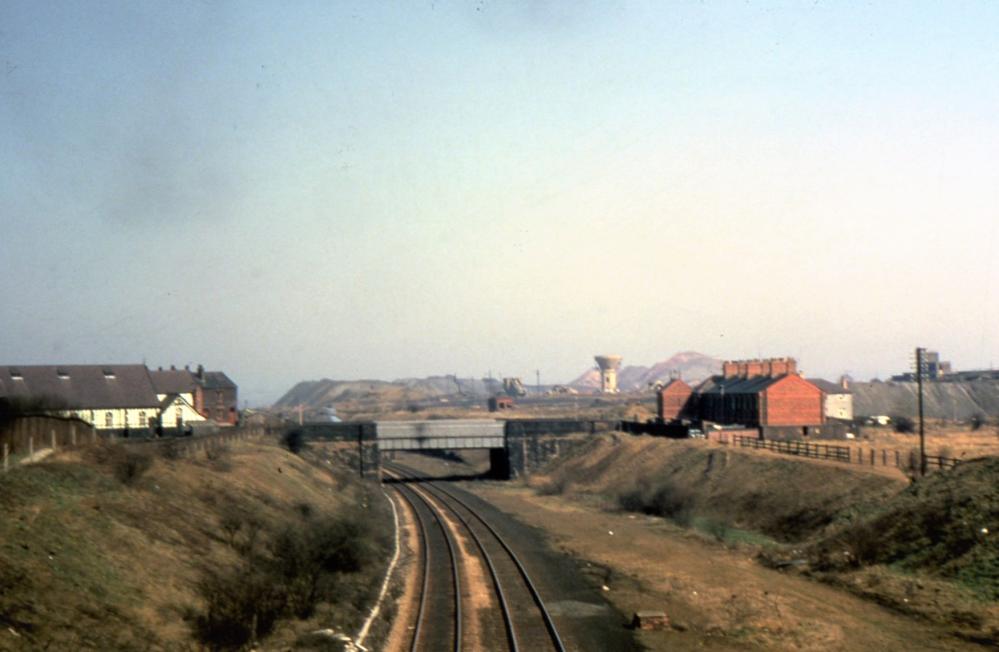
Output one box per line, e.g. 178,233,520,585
0,440,391,651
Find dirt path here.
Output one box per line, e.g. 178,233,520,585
468,484,986,651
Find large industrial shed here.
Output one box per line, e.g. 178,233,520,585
691,358,830,438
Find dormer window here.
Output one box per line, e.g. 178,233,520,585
9,368,22,380
102,368,116,379
56,368,70,379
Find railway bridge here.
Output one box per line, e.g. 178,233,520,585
295,418,615,478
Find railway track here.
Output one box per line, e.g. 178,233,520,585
385,463,566,652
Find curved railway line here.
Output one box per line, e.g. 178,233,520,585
384,462,566,652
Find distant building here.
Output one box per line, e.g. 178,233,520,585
692,358,825,434
0,364,161,431
201,370,238,425
807,378,854,421
656,379,693,421
150,364,239,426
149,366,207,429
488,396,514,412
891,350,951,381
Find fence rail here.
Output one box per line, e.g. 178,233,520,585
1,416,277,475
710,433,961,474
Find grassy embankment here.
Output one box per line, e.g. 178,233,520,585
531,433,998,643
0,436,393,651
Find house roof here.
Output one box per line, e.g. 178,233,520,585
807,378,851,395
201,371,236,390
0,365,161,409
149,368,199,394
697,374,786,395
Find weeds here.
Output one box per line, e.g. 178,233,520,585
282,430,306,455
204,442,232,472
190,506,387,649
536,475,571,496
617,479,695,526
84,443,153,486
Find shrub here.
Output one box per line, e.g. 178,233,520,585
969,414,985,431
190,565,286,650
112,449,153,486
159,438,183,460
893,416,915,434
282,430,306,455
205,442,231,471
616,479,695,526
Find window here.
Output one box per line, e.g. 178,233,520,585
138,411,146,426
175,408,183,427
105,412,113,427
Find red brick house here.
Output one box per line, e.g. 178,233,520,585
656,379,693,421
200,370,238,425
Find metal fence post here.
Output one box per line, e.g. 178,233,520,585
29,435,34,459
3,443,7,472
71,425,77,447
51,429,57,451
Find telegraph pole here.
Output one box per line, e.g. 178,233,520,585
916,347,926,476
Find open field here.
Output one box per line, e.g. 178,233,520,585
851,420,999,459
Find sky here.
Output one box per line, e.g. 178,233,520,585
2,1,999,405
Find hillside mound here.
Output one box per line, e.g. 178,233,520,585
852,379,999,418
535,433,902,542
569,351,722,391
0,439,392,650
534,433,998,642
808,456,999,600
274,375,501,410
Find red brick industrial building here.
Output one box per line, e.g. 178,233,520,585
692,358,825,435
656,379,694,421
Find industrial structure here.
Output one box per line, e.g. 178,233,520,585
642,358,843,440
594,355,622,393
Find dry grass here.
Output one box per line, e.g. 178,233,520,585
0,439,392,650
851,420,999,459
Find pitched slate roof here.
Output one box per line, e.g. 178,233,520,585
201,371,236,391
696,374,785,395
807,378,851,395
149,368,199,394
0,365,160,409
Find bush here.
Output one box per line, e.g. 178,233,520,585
893,416,915,434
205,442,232,471
190,565,286,650
190,507,385,646
617,479,695,526
159,438,182,460
282,430,306,455
114,450,153,485
969,414,985,431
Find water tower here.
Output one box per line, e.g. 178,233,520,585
594,355,623,393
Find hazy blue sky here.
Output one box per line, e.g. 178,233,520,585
3,1,998,404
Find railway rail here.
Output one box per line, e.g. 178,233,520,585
384,462,566,652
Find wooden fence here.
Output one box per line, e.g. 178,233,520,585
1,416,275,474
712,433,961,473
